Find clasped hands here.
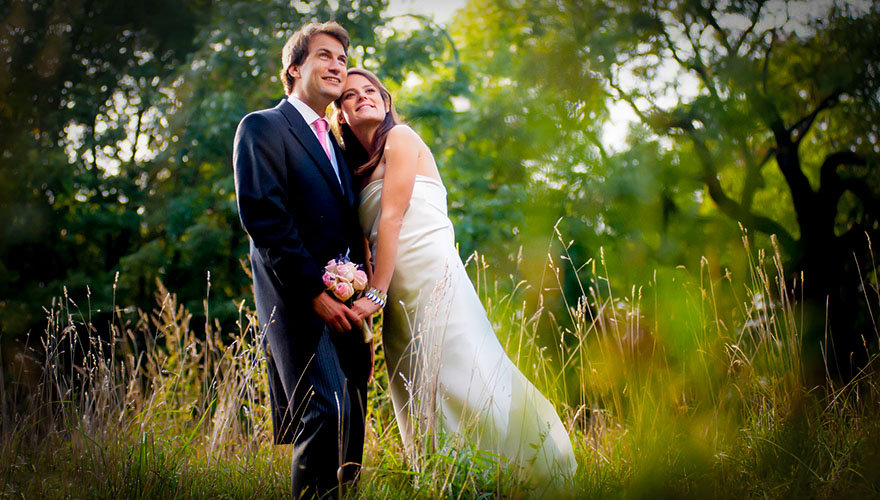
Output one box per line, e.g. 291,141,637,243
312,291,382,333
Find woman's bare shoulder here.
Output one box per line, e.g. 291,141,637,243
385,124,421,147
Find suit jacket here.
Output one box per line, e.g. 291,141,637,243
233,98,366,443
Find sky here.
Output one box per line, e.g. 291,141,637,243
385,0,468,24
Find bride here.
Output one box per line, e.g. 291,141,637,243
335,68,577,487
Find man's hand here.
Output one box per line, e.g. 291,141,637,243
312,292,362,332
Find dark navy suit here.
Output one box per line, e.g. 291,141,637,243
233,98,370,498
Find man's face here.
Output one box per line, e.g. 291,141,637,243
290,33,347,107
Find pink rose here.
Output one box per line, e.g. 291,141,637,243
334,281,355,301
336,262,356,282
352,270,368,291
322,272,337,289
348,262,361,278
325,260,338,275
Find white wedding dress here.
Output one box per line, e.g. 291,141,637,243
360,174,577,486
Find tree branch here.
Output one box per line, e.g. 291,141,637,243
760,112,817,223
817,152,872,242
660,23,722,102
692,3,733,55
840,178,879,218
733,0,768,55
756,103,817,227
677,123,796,250
606,78,652,123
789,91,841,145
761,29,777,95
740,142,775,209
130,103,146,168
819,151,866,196
677,13,724,102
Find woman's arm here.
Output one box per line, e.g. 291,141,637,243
352,125,421,318
362,236,373,281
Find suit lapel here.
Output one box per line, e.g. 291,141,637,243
277,100,345,203
330,134,355,207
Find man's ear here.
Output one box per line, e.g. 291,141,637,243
288,66,299,80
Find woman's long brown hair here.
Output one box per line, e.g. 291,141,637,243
332,68,400,182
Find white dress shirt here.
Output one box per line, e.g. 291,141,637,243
287,95,342,187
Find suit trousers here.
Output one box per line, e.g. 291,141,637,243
265,326,370,499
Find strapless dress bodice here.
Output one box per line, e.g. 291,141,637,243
359,174,451,252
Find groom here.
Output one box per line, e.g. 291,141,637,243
232,21,371,498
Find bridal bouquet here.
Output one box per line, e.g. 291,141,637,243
322,256,373,342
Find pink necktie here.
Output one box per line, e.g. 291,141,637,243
314,118,332,162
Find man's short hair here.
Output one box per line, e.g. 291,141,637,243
280,21,350,95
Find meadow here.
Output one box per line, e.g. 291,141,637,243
1,230,879,499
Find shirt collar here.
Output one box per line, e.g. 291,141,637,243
287,95,324,127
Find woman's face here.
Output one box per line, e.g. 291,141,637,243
339,73,388,130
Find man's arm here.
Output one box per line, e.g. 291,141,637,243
233,111,326,299
233,112,359,331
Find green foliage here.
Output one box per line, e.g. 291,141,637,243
1,0,206,334
425,0,880,371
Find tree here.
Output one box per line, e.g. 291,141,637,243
444,0,880,376
0,0,211,335
590,0,880,375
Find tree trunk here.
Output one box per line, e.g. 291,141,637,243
783,143,868,380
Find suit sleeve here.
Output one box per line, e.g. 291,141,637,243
233,112,326,300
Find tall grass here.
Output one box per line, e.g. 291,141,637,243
1,230,879,499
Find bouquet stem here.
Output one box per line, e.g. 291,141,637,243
361,320,373,343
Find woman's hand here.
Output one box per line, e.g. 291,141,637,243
351,296,382,321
